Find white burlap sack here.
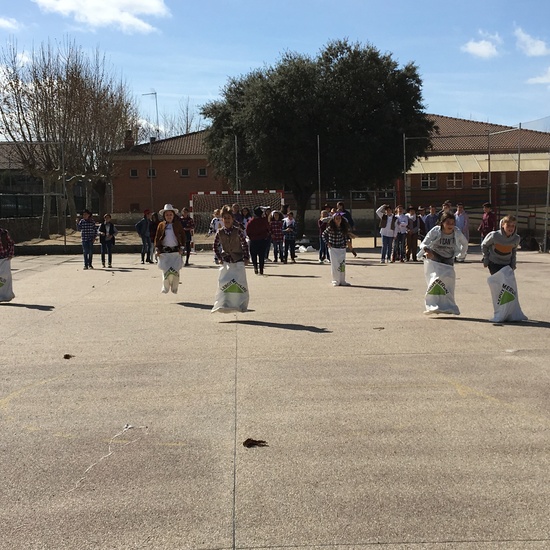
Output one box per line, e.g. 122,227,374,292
212,262,249,313
157,252,183,294
487,266,527,323
329,247,347,285
0,257,15,302
423,258,459,315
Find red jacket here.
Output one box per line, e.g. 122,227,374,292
245,217,270,241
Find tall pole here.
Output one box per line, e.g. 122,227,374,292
317,134,321,210
487,130,492,204
402,133,407,207
516,123,521,218
234,134,239,191
149,137,154,210
544,148,550,253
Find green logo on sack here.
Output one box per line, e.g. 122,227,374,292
427,278,448,295
0,277,5,288
338,261,345,273
498,284,516,305
221,279,246,293
163,267,179,280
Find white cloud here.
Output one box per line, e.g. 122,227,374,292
0,17,21,31
461,39,499,59
527,67,550,85
31,0,170,34
515,27,550,56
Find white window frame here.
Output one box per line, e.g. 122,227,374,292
446,173,463,189
472,172,488,188
421,174,437,189
147,168,157,178
180,168,190,178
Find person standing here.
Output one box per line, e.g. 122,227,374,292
154,204,186,294
270,210,285,262
245,206,271,275
98,214,118,268
179,207,195,266
77,209,97,270
392,205,408,262
318,209,331,263
424,205,439,234
405,206,421,261
282,211,298,263
135,209,153,264
478,202,498,241
0,227,15,303
454,203,470,262
376,204,396,264
323,212,352,286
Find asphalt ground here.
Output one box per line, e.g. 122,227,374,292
1,242,549,549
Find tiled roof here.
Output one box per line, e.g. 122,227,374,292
427,114,550,154
121,130,207,156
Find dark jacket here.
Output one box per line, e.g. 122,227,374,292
98,222,117,245
135,217,150,238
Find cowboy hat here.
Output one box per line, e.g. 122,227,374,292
159,203,179,216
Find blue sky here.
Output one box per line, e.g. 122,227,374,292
2,0,550,131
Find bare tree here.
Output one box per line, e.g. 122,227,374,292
0,39,139,238
159,96,205,138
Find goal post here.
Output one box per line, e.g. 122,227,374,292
189,190,284,234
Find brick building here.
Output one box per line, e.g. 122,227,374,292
112,130,230,213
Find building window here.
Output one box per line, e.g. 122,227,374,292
378,188,395,200
147,168,156,178
351,191,370,201
130,169,138,178
198,167,207,177
472,172,488,188
180,168,190,177
421,174,437,189
446,173,463,189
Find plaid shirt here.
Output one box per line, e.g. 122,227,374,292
0,228,15,259
322,226,349,249
269,220,284,243
77,217,98,242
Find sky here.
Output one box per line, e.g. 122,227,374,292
2,0,550,132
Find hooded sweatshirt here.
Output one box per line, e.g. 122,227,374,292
481,227,521,269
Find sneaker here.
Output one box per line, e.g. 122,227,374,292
380,259,385,264
332,281,339,286
102,263,106,268
89,265,94,269
108,264,112,268
141,260,145,264
319,259,324,263
341,281,351,286
83,266,89,270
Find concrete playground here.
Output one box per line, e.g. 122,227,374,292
1,242,549,549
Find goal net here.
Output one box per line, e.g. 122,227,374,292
190,190,284,234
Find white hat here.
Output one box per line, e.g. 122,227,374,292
159,203,179,217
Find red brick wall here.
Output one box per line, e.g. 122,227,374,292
112,157,231,213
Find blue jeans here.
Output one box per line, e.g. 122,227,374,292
272,241,284,261
319,236,330,261
392,233,406,261
101,240,113,266
141,236,151,261
284,239,296,261
82,240,94,267
381,235,393,261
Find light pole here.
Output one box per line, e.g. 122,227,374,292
142,91,160,140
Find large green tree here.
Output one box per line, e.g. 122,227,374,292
201,39,434,227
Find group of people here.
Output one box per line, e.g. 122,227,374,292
42,196,526,320
76,210,119,269
374,200,490,264
208,203,298,274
